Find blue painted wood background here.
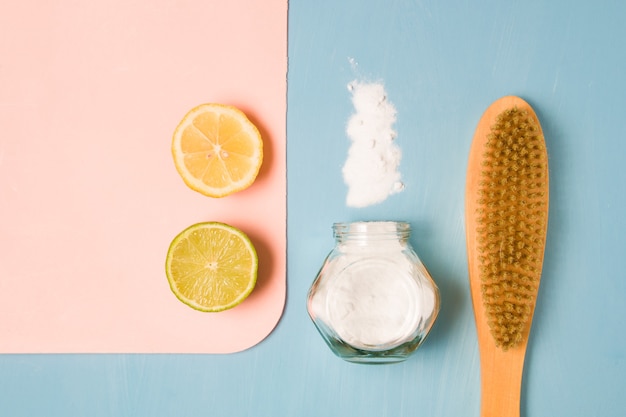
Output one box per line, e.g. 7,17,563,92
2,0,625,415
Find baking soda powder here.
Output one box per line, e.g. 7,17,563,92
343,81,404,208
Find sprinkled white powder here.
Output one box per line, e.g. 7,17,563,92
342,81,404,208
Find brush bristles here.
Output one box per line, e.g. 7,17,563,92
476,107,547,350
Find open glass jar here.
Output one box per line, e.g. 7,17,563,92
307,221,440,364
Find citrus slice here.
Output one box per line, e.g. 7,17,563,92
172,103,263,198
165,222,258,312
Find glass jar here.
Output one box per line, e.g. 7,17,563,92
307,221,440,364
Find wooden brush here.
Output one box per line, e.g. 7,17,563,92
465,96,549,417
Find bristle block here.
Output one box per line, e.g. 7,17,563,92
475,106,548,351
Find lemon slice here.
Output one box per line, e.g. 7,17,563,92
165,222,258,312
172,103,263,198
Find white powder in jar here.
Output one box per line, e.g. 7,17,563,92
326,259,421,349
342,80,404,208
309,230,437,351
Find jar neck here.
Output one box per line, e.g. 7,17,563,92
333,221,411,245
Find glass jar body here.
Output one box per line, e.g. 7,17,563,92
307,221,440,364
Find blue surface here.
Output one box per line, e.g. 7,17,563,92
2,1,626,416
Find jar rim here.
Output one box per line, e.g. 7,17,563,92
332,221,411,238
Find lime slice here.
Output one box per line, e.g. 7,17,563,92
165,222,258,312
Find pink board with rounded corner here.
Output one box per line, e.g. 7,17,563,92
0,0,287,353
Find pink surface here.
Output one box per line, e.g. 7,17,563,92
0,0,287,353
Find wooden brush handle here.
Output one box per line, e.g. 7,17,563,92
479,342,526,417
